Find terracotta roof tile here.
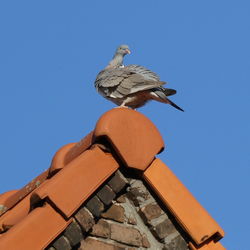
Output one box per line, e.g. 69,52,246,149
1,170,49,216
94,108,164,170
143,158,225,245
0,203,71,250
49,143,76,175
64,131,94,166
49,132,94,175
31,146,119,218
0,193,31,232
0,190,17,216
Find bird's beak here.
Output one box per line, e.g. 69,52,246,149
126,49,131,54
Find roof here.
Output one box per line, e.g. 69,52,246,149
0,108,225,249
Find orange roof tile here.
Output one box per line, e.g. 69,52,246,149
94,108,164,170
0,193,31,232
143,158,225,245
31,146,119,218
1,170,49,216
0,203,71,250
49,132,94,175
49,143,76,175
64,131,94,165
0,190,17,216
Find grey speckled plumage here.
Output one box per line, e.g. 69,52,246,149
95,45,184,111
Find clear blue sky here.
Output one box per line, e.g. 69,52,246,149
0,1,249,249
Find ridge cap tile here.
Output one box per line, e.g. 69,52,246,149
64,131,94,166
49,131,94,175
143,158,225,245
94,108,164,171
49,143,77,175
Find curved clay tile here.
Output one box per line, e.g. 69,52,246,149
0,203,71,250
31,146,119,218
0,190,17,216
49,132,94,175
143,158,225,245
0,193,32,232
94,108,164,171
1,170,49,216
64,132,94,166
49,143,76,175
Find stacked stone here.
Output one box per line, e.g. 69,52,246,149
47,170,188,250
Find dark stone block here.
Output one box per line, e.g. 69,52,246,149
97,185,116,206
140,203,163,221
74,207,95,233
164,234,188,250
154,219,176,240
85,196,104,218
108,171,127,193
64,221,83,246
52,236,71,250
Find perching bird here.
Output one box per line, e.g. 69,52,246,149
95,45,184,111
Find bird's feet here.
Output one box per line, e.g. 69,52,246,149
114,105,129,109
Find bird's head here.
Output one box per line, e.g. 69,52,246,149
115,45,131,57
106,44,131,69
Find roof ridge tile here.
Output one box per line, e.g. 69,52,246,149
143,158,225,246
94,108,164,170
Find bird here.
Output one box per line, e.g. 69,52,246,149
95,45,184,111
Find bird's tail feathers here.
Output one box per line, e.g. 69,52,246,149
152,86,176,96
165,98,184,112
150,88,184,111
162,88,176,96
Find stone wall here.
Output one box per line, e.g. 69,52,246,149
47,170,189,250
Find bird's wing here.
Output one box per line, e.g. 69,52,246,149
95,68,129,88
125,64,160,81
95,65,165,98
